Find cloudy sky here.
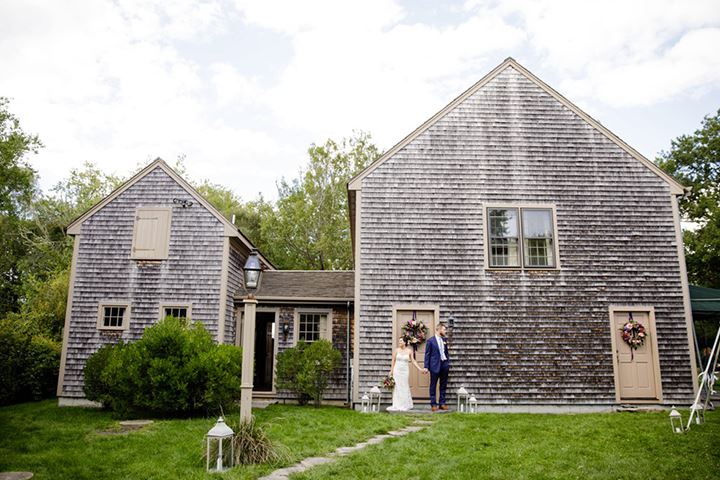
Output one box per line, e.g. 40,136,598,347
2,0,719,200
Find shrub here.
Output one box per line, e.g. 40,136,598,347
275,339,341,407
0,318,60,405
83,342,123,407
83,317,242,416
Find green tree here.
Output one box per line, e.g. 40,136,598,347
0,97,42,315
657,109,720,288
261,132,380,269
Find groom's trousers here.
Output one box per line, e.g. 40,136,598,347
429,363,450,406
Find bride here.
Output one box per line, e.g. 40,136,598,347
387,337,427,411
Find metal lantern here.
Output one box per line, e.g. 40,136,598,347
361,393,370,413
669,407,684,434
206,417,235,473
469,395,478,414
690,402,705,425
369,385,382,412
457,386,469,413
243,249,262,289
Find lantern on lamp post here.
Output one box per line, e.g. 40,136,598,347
669,407,684,434
206,417,234,473
240,249,262,422
457,386,469,412
369,385,382,412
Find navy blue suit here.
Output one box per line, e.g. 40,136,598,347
424,335,450,406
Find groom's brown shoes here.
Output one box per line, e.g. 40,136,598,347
431,406,438,412
440,405,449,411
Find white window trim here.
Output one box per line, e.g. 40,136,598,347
484,203,561,270
97,301,131,331
293,308,333,345
158,302,192,321
131,206,172,260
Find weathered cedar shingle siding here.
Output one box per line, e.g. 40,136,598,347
226,243,245,344
357,66,694,405
61,167,225,398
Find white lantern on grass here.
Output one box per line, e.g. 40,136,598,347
361,393,370,413
369,385,382,412
457,386,469,412
469,396,478,413
669,407,684,434
206,417,234,473
690,402,705,425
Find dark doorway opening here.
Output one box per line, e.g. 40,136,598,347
254,311,276,392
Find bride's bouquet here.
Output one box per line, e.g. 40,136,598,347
382,376,395,389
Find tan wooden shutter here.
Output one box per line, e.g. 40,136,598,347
132,208,171,259
320,314,332,342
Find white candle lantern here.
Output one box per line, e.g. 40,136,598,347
361,393,370,413
206,417,235,473
669,407,684,434
369,385,382,413
457,386,469,413
469,395,478,413
690,402,705,425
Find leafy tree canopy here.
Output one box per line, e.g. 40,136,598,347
657,109,720,288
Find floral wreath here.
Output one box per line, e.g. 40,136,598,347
401,311,428,349
621,313,647,359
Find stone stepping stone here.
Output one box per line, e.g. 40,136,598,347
300,457,334,468
0,473,33,480
402,426,425,432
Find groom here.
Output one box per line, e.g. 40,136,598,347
424,322,450,412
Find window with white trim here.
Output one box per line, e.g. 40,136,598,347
487,207,557,268
161,304,191,320
295,311,331,343
97,302,131,330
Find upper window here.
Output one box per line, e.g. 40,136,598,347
131,207,172,260
487,207,557,268
295,311,331,343
97,302,131,330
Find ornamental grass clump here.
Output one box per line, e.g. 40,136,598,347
230,418,288,466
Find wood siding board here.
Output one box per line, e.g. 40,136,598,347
60,168,226,397
356,67,694,405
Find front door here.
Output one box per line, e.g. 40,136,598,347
611,309,660,401
394,309,436,399
253,311,276,392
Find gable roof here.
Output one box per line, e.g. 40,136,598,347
66,158,275,269
347,57,685,195
235,270,354,302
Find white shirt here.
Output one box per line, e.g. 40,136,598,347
436,335,447,362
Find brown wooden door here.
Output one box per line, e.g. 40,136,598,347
395,309,436,399
613,310,659,400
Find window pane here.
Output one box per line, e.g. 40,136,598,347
298,313,325,343
488,208,520,267
165,307,188,319
103,306,126,328
522,209,554,267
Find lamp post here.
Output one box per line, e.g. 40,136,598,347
240,249,262,422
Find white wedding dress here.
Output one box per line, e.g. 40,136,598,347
386,349,414,411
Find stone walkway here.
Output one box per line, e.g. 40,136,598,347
259,419,433,480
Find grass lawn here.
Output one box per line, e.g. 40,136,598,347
2,402,719,479
293,409,720,480
0,400,411,479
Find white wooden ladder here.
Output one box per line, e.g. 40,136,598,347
687,325,720,429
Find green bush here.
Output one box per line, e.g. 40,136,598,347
83,342,123,407
83,317,242,416
0,318,60,405
275,339,341,407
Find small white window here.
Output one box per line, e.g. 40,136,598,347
487,206,557,269
294,310,332,344
160,303,191,320
97,302,131,330
131,207,172,260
